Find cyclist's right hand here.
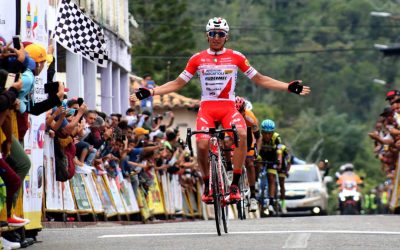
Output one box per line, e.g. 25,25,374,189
135,87,153,100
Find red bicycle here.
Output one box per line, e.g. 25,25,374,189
186,125,239,236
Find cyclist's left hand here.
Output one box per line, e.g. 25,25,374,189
288,80,311,96
135,87,153,100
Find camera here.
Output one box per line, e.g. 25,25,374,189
184,155,191,162
152,114,163,122
178,138,185,149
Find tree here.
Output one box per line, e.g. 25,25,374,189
129,0,196,86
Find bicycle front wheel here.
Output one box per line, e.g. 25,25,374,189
211,155,222,236
221,167,229,233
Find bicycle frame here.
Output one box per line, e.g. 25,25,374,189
255,160,280,215
186,125,239,236
208,136,227,203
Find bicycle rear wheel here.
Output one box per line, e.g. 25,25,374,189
237,175,246,220
211,156,222,236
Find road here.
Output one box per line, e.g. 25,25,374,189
30,215,400,250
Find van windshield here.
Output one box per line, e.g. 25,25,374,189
286,166,319,183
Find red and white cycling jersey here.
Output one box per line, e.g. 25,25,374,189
179,48,258,101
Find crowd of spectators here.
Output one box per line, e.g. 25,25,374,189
368,89,400,213
0,36,201,248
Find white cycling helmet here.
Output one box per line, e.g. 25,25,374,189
245,100,253,111
206,17,229,32
340,163,354,172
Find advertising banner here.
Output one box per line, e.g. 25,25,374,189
20,0,48,44
62,179,76,212
20,0,49,230
120,179,139,214
106,177,126,214
389,154,400,210
160,174,174,214
171,174,183,213
94,175,116,217
0,1,17,41
136,188,150,221
23,112,46,230
83,173,103,213
70,174,92,212
146,169,165,215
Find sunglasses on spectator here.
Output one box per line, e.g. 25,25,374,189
208,31,227,38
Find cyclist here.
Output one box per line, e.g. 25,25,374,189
132,17,310,203
276,143,291,213
235,96,260,212
258,119,284,214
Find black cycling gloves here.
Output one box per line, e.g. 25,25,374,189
288,80,303,95
135,87,152,100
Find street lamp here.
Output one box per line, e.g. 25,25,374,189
370,11,392,17
374,43,400,56
373,79,387,85
370,11,400,20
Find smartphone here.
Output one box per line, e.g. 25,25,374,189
12,36,20,50
44,81,59,94
14,73,20,82
5,73,16,89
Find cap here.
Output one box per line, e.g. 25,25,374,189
380,107,392,117
385,90,400,100
154,132,164,139
134,127,149,136
25,43,47,63
142,110,152,116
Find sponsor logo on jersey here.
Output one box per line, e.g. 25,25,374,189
203,69,225,76
206,87,222,91
205,76,227,81
205,82,224,86
224,69,233,74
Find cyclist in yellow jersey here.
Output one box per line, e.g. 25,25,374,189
276,143,291,213
258,119,283,214
235,96,261,212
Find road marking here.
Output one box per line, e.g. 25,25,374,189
282,233,310,248
98,230,400,238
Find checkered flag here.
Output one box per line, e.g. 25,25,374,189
52,0,109,67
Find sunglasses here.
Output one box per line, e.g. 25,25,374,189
208,31,227,38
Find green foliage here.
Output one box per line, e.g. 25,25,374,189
129,0,196,85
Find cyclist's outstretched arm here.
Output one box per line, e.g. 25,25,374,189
131,77,187,101
250,72,311,96
153,77,187,96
